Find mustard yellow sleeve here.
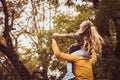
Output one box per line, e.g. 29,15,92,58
52,39,85,62
90,50,97,64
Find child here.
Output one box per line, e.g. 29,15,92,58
52,21,98,80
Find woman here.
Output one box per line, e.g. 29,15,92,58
52,20,104,80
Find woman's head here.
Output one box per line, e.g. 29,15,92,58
79,20,104,53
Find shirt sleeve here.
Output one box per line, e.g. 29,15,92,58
52,39,86,62
66,33,80,39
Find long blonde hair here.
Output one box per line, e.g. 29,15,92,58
79,20,104,53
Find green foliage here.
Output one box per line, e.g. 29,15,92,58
38,30,53,67
53,14,75,33
19,46,39,72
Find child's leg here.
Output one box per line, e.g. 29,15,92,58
61,61,75,80
66,61,73,72
62,43,80,80
67,43,80,74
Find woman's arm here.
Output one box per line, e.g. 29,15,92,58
52,39,86,62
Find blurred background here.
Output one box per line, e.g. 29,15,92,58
0,0,120,80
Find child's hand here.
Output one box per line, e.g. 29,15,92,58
52,33,59,38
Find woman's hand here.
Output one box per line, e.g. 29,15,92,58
52,33,59,38
52,38,57,45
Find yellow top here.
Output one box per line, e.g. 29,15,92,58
52,39,97,80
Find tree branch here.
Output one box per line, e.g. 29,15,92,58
1,0,13,48
9,10,16,30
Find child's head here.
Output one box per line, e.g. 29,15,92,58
79,20,93,33
78,20,104,53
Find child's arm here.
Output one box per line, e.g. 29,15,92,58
52,33,68,38
52,33,80,39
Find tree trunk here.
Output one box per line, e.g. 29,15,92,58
112,19,120,80
114,24,120,59
41,68,49,80
0,44,32,80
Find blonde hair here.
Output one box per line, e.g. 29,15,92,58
79,20,104,53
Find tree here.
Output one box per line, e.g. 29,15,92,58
0,0,32,80
0,0,59,79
